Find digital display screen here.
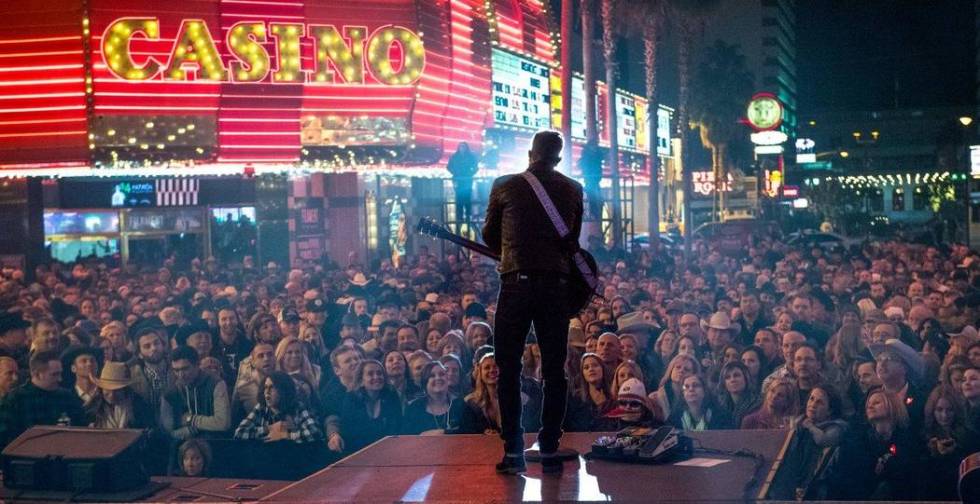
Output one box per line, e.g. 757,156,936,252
44,211,120,235
110,181,155,207
616,93,638,152
491,49,551,130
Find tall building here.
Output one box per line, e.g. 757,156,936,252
700,0,798,137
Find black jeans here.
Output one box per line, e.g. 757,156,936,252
494,272,569,455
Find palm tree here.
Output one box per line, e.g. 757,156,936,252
689,40,753,221
621,0,666,242
668,0,720,257
600,0,622,248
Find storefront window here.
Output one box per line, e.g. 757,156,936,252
47,239,119,263
210,207,257,264
869,188,884,212
44,211,120,235
892,187,905,212
913,186,928,210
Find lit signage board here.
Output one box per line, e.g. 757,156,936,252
971,145,980,179
491,49,552,131
657,106,673,157
616,93,638,151
101,19,425,86
746,92,783,131
111,181,155,207
692,172,734,195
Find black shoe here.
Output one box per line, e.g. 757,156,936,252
495,455,527,475
540,454,564,474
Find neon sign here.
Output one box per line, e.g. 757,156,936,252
101,18,425,85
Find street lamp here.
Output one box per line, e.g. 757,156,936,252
839,151,849,158
960,116,973,127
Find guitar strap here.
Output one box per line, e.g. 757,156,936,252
520,171,598,293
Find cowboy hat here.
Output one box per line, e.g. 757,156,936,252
93,362,134,391
869,338,925,384
702,312,739,333
350,273,370,287
616,311,658,349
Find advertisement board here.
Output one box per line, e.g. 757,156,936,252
491,49,552,131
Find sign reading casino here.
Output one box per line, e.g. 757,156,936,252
102,18,425,85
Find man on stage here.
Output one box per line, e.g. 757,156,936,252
483,130,584,475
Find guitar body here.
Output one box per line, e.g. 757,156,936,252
565,248,599,318
416,217,600,318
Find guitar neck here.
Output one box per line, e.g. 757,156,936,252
440,233,499,262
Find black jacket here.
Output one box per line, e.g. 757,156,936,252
483,162,584,275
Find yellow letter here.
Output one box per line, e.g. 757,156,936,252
366,26,425,85
102,18,162,81
309,25,365,84
269,23,304,83
227,22,270,82
165,20,227,81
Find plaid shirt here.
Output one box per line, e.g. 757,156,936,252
0,383,87,447
233,405,322,443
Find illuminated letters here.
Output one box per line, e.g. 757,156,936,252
227,22,270,82
102,18,162,81
165,20,227,81
310,25,366,84
367,26,425,85
101,18,426,85
270,23,304,83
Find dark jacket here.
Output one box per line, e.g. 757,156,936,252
482,162,584,275
340,388,403,452
458,398,499,434
0,383,87,448
830,424,922,501
402,396,463,434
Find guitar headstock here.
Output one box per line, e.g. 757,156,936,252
416,217,451,240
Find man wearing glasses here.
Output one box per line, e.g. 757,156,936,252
160,346,231,440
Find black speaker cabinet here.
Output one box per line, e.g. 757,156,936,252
2,426,147,492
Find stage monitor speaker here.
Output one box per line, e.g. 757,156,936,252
1,426,147,493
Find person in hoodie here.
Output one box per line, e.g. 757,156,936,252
160,345,231,440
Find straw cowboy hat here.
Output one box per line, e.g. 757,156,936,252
869,338,926,384
93,362,135,391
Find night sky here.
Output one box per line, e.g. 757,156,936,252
797,0,976,112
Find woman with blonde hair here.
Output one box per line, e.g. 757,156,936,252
741,378,800,429
650,353,701,422
831,387,921,500
297,321,327,367
99,321,132,363
275,336,320,405
459,353,501,434
611,360,644,402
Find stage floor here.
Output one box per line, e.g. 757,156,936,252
261,430,790,502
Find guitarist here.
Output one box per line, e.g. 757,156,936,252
482,130,584,475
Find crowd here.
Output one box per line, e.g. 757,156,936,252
0,232,979,500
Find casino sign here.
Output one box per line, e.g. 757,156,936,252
102,18,425,85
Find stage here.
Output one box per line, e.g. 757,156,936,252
260,430,792,502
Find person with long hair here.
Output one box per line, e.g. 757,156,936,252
383,349,417,403
921,385,970,500
274,337,320,406
739,345,770,394
717,361,761,428
831,388,922,500
297,321,326,368
742,378,800,429
564,353,615,431
234,371,323,443
439,353,468,397
340,360,403,452
459,353,501,434
403,361,462,434
651,353,701,422
611,360,645,402
669,374,734,431
784,385,848,500
177,439,211,477
824,323,865,394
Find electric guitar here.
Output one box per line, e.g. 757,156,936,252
416,217,600,316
